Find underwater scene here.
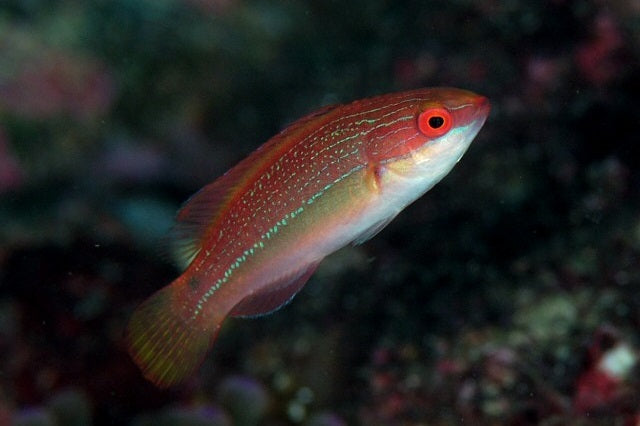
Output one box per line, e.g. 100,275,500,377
0,1,639,425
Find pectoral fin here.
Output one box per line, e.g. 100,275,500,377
350,212,399,245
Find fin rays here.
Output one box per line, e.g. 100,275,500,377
125,281,224,388
230,260,321,318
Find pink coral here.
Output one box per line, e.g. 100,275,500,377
0,52,115,120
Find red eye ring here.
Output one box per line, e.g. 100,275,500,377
417,107,453,138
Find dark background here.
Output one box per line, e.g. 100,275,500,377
0,1,639,425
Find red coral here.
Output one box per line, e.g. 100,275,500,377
0,127,24,193
575,12,625,87
572,328,637,415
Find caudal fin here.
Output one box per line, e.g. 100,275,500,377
125,280,224,387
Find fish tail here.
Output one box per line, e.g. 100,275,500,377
125,277,224,387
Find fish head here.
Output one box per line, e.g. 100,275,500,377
375,87,490,184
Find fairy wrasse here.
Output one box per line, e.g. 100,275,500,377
126,87,490,387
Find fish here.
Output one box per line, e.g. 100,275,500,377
125,87,490,387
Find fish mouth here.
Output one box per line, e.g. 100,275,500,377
453,94,490,128
473,95,491,124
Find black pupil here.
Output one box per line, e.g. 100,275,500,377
428,116,445,129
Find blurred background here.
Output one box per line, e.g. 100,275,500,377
0,0,639,425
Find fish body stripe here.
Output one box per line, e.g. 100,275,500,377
189,100,423,303
193,163,365,317
125,88,490,388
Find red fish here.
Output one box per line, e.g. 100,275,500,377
126,88,490,387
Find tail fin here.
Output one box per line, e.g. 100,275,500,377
125,279,224,387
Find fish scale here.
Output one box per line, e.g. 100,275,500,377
126,87,490,387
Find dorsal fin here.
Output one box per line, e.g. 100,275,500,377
230,260,321,318
275,103,337,137
169,167,250,270
169,103,340,270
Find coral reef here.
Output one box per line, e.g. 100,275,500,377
0,0,639,424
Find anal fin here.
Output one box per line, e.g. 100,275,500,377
230,261,321,318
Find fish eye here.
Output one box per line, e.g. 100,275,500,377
417,107,452,138
428,116,445,128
